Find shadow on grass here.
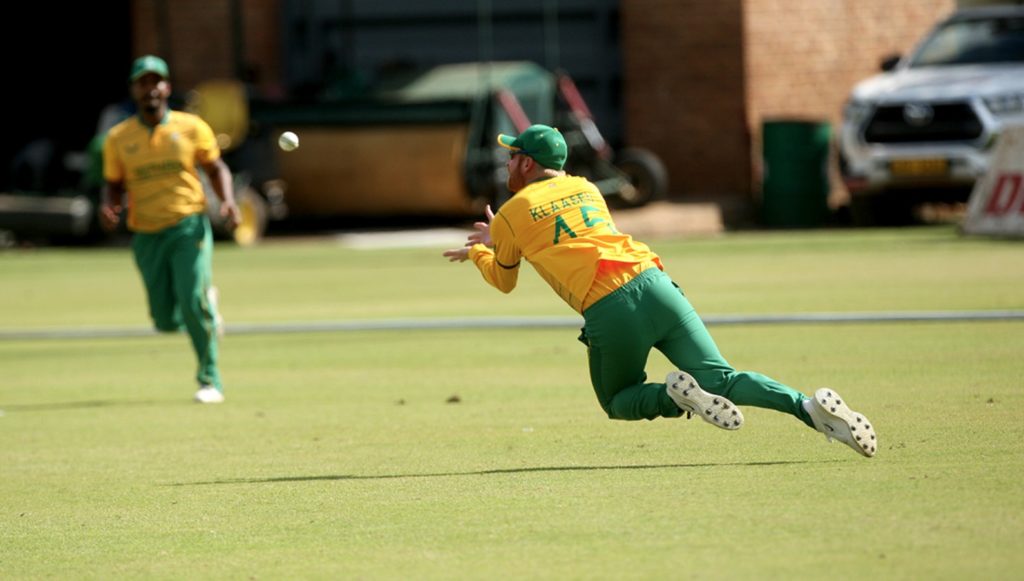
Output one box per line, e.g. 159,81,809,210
175,460,827,486
0,399,173,412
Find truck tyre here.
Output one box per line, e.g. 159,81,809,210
850,192,915,227
613,147,668,207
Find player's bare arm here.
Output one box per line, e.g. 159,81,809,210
100,180,125,231
203,158,240,230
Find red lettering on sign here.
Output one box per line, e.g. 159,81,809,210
984,173,1024,216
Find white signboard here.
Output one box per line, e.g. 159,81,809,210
963,126,1024,237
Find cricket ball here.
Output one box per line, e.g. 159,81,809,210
278,131,299,152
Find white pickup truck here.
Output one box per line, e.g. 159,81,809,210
838,6,1024,224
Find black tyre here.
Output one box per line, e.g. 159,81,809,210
850,192,915,227
613,147,669,207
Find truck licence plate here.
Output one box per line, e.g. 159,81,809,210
890,158,949,177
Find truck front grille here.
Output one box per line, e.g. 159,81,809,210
863,103,983,143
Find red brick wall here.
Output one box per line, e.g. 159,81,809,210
135,0,958,204
131,0,281,94
240,0,283,97
622,0,751,198
623,0,955,201
743,0,955,206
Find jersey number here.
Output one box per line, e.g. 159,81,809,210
553,205,614,244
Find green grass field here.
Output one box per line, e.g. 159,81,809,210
2,225,1023,579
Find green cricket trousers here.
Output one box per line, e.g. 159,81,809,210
131,213,222,390
580,267,813,426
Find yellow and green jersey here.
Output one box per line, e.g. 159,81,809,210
469,174,662,313
103,110,220,233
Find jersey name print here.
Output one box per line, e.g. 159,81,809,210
103,111,220,233
469,174,660,313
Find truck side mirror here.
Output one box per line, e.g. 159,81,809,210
880,54,901,72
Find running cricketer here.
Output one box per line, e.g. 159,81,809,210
101,55,240,404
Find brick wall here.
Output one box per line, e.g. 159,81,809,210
743,0,955,206
240,0,283,97
131,0,281,95
622,0,751,198
135,0,959,205
623,0,955,202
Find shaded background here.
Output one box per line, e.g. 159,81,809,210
8,0,1001,211
2,2,132,192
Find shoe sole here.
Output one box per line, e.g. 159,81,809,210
194,390,225,404
666,371,743,430
813,388,876,457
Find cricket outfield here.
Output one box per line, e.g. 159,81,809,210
1,225,1022,579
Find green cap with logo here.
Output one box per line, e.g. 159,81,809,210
129,55,169,82
497,124,567,170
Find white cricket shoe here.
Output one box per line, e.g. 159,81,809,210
804,388,876,457
665,371,743,430
194,385,225,404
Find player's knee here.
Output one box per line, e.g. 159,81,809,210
602,397,641,421
153,320,181,333
152,313,182,333
595,399,617,419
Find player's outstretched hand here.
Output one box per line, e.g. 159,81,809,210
443,246,470,262
467,204,494,247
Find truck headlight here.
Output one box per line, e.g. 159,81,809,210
843,100,873,125
984,93,1024,116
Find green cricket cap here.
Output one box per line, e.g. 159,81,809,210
497,124,567,170
129,55,169,82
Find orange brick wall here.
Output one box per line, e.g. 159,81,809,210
622,0,752,198
240,0,283,97
623,0,956,200
131,0,281,95
135,0,960,203
743,0,955,205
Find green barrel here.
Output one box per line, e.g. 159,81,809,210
761,120,831,228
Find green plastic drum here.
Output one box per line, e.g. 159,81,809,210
762,120,831,228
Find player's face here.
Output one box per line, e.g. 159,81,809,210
506,152,529,192
131,73,171,116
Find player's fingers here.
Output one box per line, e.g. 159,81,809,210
444,248,468,262
100,207,120,229
485,204,495,220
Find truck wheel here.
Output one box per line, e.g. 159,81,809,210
850,193,915,227
849,195,879,227
613,148,668,207
232,187,268,246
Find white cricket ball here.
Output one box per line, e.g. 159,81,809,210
278,131,299,152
